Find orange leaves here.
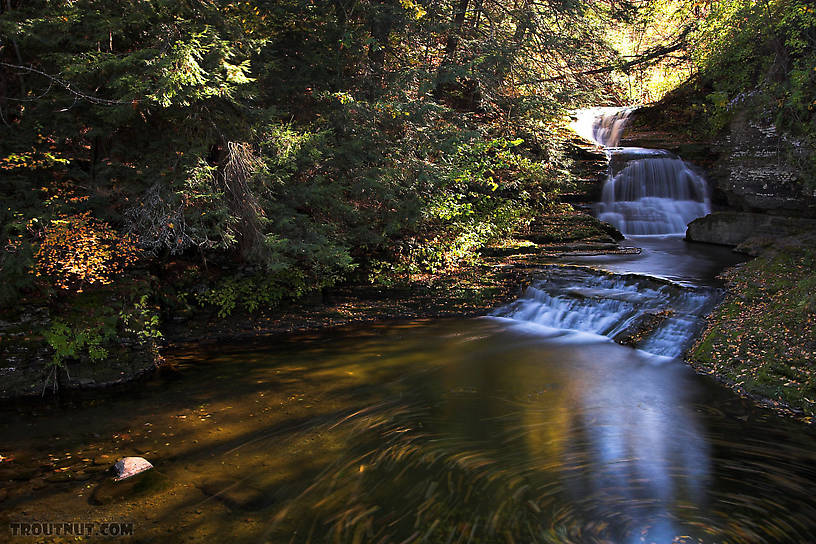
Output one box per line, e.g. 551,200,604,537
41,180,90,208
34,213,140,291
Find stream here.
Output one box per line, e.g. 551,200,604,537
2,110,816,543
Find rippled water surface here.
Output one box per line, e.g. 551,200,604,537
0,225,810,544
2,300,816,543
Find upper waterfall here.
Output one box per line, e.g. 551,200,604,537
573,107,711,236
572,106,632,147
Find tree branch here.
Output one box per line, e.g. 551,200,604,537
528,25,693,84
0,61,134,106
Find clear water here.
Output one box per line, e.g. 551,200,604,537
1,241,815,544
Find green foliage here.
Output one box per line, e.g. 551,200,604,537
195,269,309,318
1,0,632,324
691,0,816,185
41,288,165,366
120,295,163,345
43,319,116,368
0,212,36,305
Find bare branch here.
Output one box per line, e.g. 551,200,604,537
0,61,135,106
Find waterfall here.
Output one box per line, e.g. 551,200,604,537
573,108,711,236
572,106,633,147
491,266,719,359
492,109,720,357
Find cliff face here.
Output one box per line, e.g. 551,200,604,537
621,94,815,247
709,101,816,217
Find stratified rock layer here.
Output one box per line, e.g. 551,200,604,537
686,211,816,247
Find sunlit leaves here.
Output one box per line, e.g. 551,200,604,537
399,0,427,20
34,213,140,291
148,27,255,108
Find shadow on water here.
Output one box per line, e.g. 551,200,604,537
2,319,816,543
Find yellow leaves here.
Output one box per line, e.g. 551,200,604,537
0,149,70,172
34,212,140,291
400,0,427,19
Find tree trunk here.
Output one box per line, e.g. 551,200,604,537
434,0,470,103
443,0,470,62
368,0,396,93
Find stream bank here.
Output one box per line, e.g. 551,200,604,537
0,211,627,401
689,233,816,422
616,88,816,423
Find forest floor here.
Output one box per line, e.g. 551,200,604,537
689,233,816,423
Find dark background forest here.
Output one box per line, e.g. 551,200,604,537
1,0,814,368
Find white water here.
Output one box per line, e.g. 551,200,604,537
492,266,719,359
492,108,721,358
573,108,711,236
572,106,633,147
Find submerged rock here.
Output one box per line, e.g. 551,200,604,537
612,310,673,348
197,479,272,511
113,457,153,481
92,468,165,505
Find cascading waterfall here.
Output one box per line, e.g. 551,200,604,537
574,107,711,236
492,266,719,359
598,148,711,235
490,108,720,359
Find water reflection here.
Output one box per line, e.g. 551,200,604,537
418,330,712,543
259,326,716,542
558,345,710,543
559,235,746,287
2,320,816,543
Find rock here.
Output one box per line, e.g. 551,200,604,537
91,467,164,505
734,235,778,257
709,100,816,215
0,487,7,502
112,457,153,481
197,479,272,511
623,99,816,219
612,311,671,347
686,212,816,247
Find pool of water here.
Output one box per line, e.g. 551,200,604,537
0,240,813,544
559,235,745,287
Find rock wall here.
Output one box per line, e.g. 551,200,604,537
686,211,816,248
709,102,816,216
622,95,816,246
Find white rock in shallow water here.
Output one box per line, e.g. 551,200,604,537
112,457,153,481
